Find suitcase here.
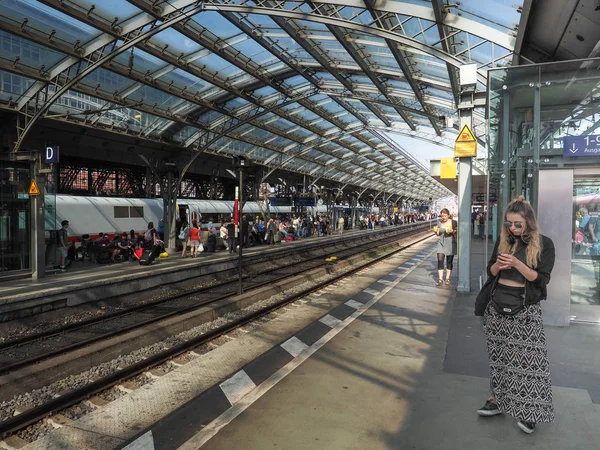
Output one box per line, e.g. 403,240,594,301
139,249,156,265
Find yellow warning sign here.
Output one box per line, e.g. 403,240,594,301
440,157,457,179
454,124,477,157
28,179,41,196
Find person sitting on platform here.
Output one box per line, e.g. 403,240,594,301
278,220,289,241
114,232,133,262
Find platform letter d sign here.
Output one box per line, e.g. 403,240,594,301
44,145,59,164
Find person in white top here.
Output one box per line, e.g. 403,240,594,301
220,223,229,251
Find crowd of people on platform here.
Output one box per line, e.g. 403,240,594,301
55,210,429,268
178,213,350,257
175,211,429,257
55,221,167,267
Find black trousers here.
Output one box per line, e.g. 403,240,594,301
227,237,236,253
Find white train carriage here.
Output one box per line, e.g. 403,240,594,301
53,195,294,238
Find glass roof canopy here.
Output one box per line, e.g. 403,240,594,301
0,0,523,201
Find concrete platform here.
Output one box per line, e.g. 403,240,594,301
125,239,599,450
0,226,393,322
15,236,600,450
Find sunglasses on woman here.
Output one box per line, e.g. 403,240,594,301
504,221,523,229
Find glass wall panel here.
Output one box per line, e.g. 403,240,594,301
488,58,600,324
0,160,30,272
572,175,600,312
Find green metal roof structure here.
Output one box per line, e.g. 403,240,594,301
0,0,526,202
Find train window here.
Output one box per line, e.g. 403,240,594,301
18,211,26,229
114,206,129,218
0,216,8,241
129,206,144,218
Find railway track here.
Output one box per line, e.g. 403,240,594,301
0,224,431,382
0,227,433,440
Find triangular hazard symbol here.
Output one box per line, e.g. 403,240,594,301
28,179,41,196
456,124,476,142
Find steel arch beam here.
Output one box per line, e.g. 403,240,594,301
259,1,390,127
12,2,205,154
309,0,515,49
6,1,450,199
14,0,202,109
311,1,416,130
201,3,489,85
180,93,311,178
363,0,443,135
14,0,448,197
431,0,460,103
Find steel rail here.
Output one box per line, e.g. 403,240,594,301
0,223,413,349
0,230,434,438
0,223,429,376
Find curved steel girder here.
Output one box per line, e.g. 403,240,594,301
124,0,373,144
290,0,515,51
180,93,311,179
362,0,442,135
182,91,314,149
201,3,489,86
3,0,450,190
12,0,202,110
12,2,205,153
320,90,444,120
367,126,455,151
5,3,446,197
311,1,417,130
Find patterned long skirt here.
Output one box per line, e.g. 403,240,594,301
483,301,555,423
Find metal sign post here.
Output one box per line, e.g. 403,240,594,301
237,171,243,295
455,64,478,293
30,153,46,279
233,155,252,295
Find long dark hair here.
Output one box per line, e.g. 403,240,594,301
498,195,541,267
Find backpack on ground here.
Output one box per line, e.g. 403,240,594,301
97,247,112,264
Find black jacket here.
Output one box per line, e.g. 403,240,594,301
475,234,555,315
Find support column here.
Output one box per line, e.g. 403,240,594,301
163,169,178,253
501,90,511,214
145,167,153,197
457,100,473,293
531,83,541,210
238,170,244,295
30,154,45,279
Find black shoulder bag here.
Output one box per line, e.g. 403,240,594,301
491,283,526,316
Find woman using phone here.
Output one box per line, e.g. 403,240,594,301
433,208,457,285
475,196,555,434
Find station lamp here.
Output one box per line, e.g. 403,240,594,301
232,155,252,169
